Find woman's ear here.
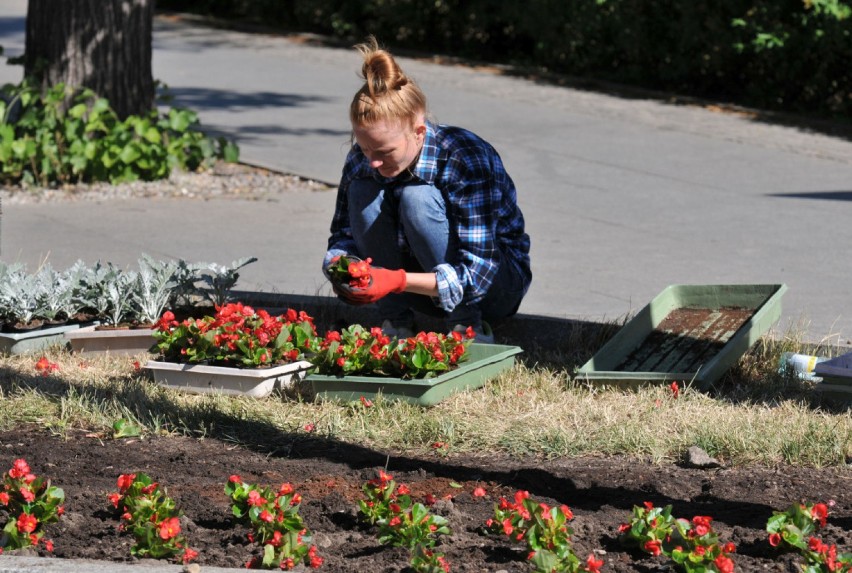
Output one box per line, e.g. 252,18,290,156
413,121,427,142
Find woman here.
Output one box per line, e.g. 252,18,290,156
324,37,531,341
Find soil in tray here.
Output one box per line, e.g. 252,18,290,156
617,307,753,373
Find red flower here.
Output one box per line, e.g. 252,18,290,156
158,516,181,540
247,490,265,506
812,502,829,527
182,547,198,564
473,486,487,497
303,423,316,433
502,518,514,536
585,554,604,573
16,512,38,533
670,381,680,398
116,473,136,493
714,554,735,573
618,522,631,533
360,396,373,408
107,493,121,508
768,532,782,547
19,486,35,503
259,510,274,523
396,484,411,495
279,483,294,496
692,515,712,536
424,493,437,506
643,539,662,556
35,357,51,372
0,492,9,505
9,458,31,479
389,516,402,527
228,475,242,484
44,539,54,552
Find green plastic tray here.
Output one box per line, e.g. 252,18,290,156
307,343,523,406
575,284,788,390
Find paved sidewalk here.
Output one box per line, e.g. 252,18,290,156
3,1,852,344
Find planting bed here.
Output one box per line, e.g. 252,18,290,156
2,427,850,572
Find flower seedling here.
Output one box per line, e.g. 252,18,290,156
0,458,64,554
358,471,451,572
620,503,737,572
326,255,372,289
152,303,318,367
312,324,474,379
106,472,197,564
766,501,830,552
225,475,323,570
766,501,852,572
485,490,601,572
618,501,677,556
670,515,737,573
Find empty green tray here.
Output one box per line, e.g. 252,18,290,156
307,343,523,406
575,284,788,390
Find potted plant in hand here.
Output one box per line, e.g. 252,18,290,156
145,303,317,397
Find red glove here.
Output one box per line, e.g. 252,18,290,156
337,267,407,305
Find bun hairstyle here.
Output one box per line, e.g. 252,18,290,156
350,36,427,129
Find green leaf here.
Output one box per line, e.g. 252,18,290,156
118,143,141,164
113,418,142,439
69,103,88,119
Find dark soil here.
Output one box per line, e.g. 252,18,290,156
2,428,851,572
618,307,754,373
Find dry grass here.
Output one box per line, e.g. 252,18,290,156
1,322,851,469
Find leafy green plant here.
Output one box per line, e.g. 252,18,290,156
358,470,451,573
311,324,473,379
225,475,323,570
0,78,238,186
619,502,737,573
766,501,830,552
0,458,65,554
618,501,677,556
485,489,602,573
191,257,258,307
0,264,44,326
152,303,318,367
132,255,184,325
106,472,197,564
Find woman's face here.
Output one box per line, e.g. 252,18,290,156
353,119,425,178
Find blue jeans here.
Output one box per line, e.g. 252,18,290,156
347,178,526,330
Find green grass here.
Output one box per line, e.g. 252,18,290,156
1,327,851,468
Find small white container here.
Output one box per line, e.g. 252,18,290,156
779,352,830,381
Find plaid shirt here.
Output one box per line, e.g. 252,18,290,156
327,121,531,311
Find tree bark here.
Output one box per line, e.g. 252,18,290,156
24,0,155,119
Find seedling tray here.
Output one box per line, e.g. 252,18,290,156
307,343,523,406
0,323,91,355
575,284,788,390
145,360,314,398
65,326,156,356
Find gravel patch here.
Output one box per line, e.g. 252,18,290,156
0,162,334,205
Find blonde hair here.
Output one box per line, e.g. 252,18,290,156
350,36,427,129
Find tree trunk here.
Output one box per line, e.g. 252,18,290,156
24,0,155,120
